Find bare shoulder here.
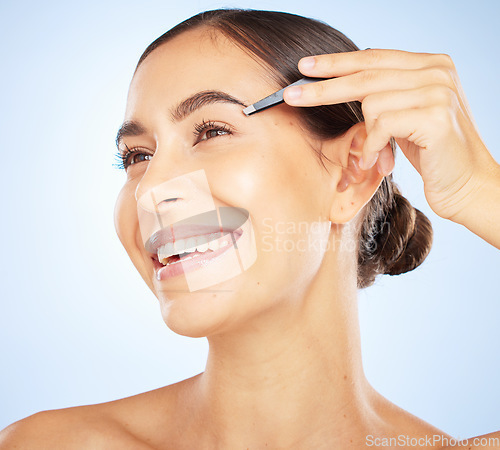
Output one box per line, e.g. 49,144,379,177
0,406,137,450
0,375,199,450
367,391,499,450
0,406,152,450
440,431,500,449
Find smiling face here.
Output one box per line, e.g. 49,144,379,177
114,27,343,338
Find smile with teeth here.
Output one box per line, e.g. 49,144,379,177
157,232,232,266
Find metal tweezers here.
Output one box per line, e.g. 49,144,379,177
242,77,327,116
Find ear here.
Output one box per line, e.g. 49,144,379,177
324,122,386,224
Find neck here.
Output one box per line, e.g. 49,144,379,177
187,245,383,448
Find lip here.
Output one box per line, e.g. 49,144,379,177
152,228,244,281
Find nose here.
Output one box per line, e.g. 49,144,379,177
137,188,181,216
135,157,215,219
135,167,217,248
134,144,187,213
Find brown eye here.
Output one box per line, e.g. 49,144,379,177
194,120,232,144
113,149,152,171
129,153,152,165
200,128,230,141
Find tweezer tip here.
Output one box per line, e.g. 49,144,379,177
243,105,256,116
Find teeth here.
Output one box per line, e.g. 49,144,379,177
165,242,174,255
208,239,220,251
156,232,229,263
173,240,184,255
195,235,209,247
196,241,209,252
184,237,196,252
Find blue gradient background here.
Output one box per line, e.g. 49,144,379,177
1,0,499,439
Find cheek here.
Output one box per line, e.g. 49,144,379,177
115,182,160,296
114,182,144,263
206,135,324,215
204,135,329,298
114,184,134,241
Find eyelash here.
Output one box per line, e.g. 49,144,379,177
112,120,233,171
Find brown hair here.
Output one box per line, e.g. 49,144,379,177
135,9,433,289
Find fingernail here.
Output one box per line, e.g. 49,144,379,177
377,159,389,177
338,177,349,192
285,86,302,100
359,157,372,170
366,156,377,170
359,155,376,170
300,56,316,71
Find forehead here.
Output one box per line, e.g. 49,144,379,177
126,28,275,117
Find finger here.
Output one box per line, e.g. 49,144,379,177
362,84,458,134
376,143,395,177
283,66,456,107
360,106,447,170
298,48,455,78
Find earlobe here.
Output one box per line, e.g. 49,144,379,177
328,122,384,224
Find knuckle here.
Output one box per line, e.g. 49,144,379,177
429,105,451,127
427,84,455,105
311,80,325,98
427,66,454,88
365,48,382,64
316,54,334,70
436,53,455,69
375,111,393,130
361,94,379,118
360,69,380,84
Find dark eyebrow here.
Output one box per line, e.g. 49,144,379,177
171,90,247,122
115,90,247,149
115,120,147,149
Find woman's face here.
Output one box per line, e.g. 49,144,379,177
114,28,340,337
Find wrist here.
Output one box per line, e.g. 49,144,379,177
449,158,500,239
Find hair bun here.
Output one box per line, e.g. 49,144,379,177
357,180,434,289
380,191,433,276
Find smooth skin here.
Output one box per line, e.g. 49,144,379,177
2,29,500,450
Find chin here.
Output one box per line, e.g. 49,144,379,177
156,258,279,338
156,278,247,338
159,297,229,338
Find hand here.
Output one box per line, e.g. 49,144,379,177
283,48,500,222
